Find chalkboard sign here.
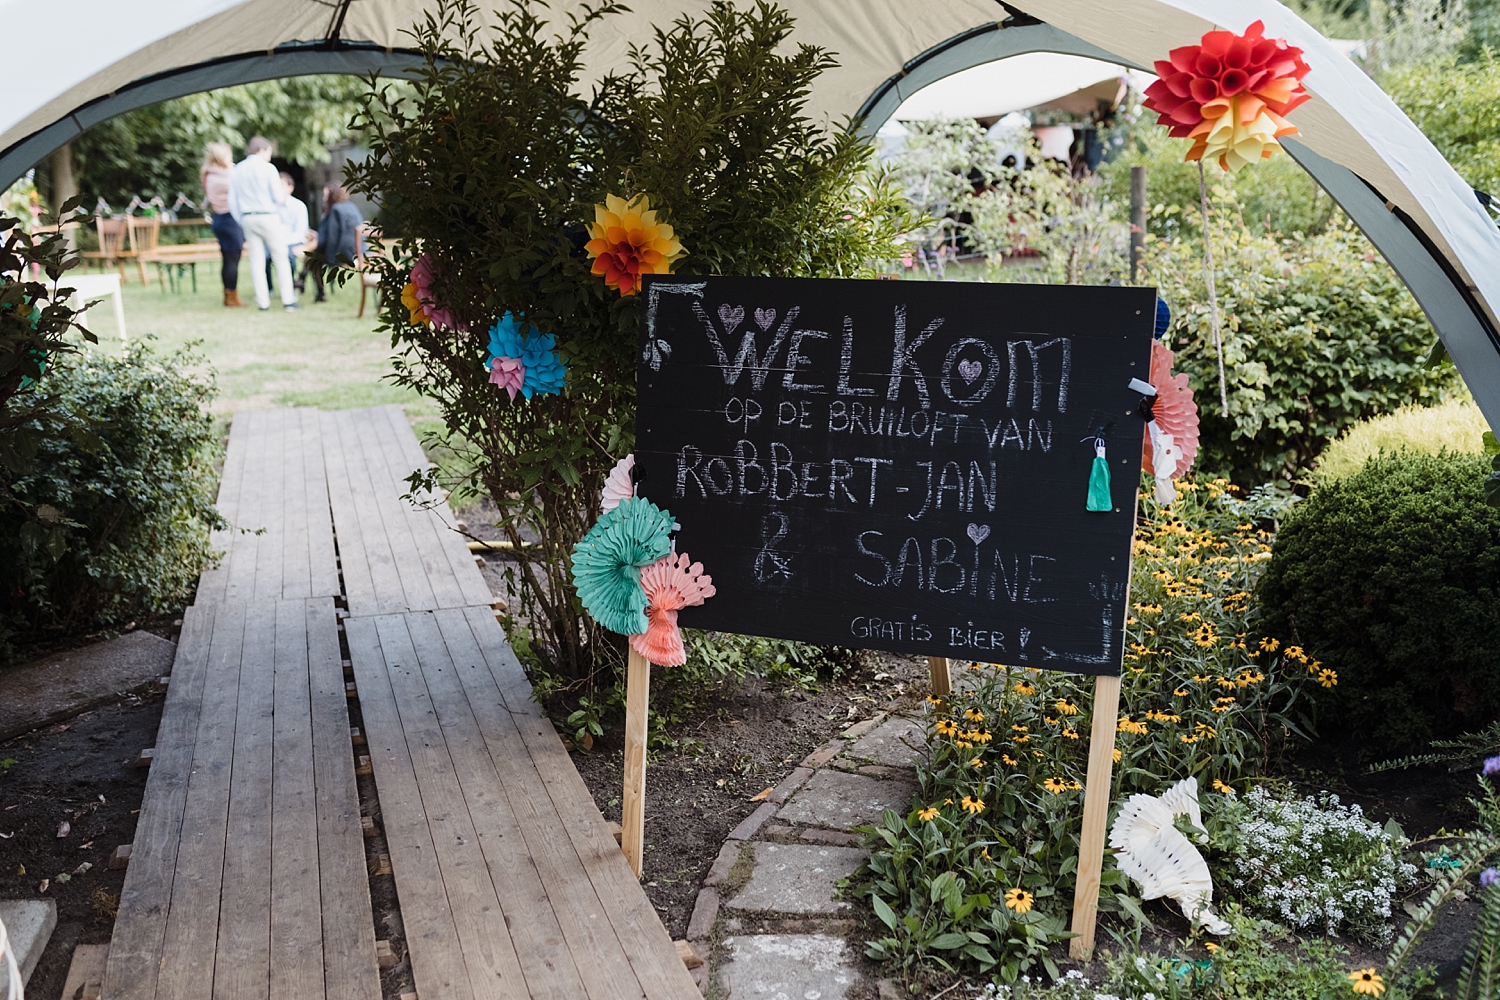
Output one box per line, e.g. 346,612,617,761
634,276,1157,676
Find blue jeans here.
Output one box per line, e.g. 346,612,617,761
210,212,243,291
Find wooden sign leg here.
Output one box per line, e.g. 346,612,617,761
1069,672,1122,961
927,656,952,698
621,646,650,878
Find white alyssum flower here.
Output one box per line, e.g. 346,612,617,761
1221,786,1416,942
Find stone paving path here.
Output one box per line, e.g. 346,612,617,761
681,712,926,999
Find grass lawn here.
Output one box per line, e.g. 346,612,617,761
78,265,438,421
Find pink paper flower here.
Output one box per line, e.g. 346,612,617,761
629,551,715,666
410,253,462,330
601,455,635,513
489,356,525,400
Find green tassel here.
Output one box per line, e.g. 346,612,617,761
1086,453,1112,512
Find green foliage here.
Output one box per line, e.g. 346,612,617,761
1384,52,1500,197
1142,203,1458,483
1456,881,1500,1000
0,340,222,650
63,77,374,209
1314,398,1491,481
856,477,1314,986
1258,450,1500,754
347,0,909,682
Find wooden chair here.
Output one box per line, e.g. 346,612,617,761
80,217,130,281
126,215,161,285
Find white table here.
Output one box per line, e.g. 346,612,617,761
65,272,127,341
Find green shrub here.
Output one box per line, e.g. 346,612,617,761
1143,208,1459,484
1384,53,1500,197
1,340,222,646
1258,450,1500,753
1314,398,1491,482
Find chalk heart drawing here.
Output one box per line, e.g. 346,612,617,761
754,307,776,330
958,358,983,384
966,523,991,545
718,304,745,335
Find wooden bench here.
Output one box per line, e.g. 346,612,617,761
138,242,223,294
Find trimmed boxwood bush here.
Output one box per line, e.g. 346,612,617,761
1258,450,1500,753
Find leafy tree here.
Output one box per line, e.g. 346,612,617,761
55,77,374,210
346,0,910,681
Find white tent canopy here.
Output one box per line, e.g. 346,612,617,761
2,0,1498,429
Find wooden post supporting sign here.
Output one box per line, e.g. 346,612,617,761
927,656,951,698
621,646,651,878
1068,673,1123,960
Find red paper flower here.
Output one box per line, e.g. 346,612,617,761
1143,21,1311,172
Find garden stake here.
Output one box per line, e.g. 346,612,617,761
927,656,952,698
622,646,651,878
1068,672,1122,961
1198,161,1229,418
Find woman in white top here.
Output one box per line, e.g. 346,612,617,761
201,142,244,307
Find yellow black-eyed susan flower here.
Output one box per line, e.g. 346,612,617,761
1004,888,1033,913
1348,969,1385,996
960,795,984,815
917,806,940,821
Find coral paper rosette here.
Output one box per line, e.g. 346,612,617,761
406,253,462,330
486,312,566,400
1143,20,1311,172
1141,340,1200,477
570,497,675,636
584,194,685,296
630,552,715,666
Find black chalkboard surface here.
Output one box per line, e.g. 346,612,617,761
634,276,1157,676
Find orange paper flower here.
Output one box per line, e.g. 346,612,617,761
1143,20,1311,172
629,550,715,666
585,194,686,296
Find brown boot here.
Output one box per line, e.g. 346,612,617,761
224,289,245,307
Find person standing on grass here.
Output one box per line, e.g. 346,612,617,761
200,142,244,308
228,136,297,312
308,184,363,303
274,171,312,296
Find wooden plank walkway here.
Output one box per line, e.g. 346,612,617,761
105,405,696,1000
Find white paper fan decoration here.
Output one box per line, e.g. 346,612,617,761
600,455,635,514
1109,777,1230,935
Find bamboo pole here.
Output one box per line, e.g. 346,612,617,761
621,646,651,878
927,656,951,698
1068,672,1123,961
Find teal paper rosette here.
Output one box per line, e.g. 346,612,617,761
570,496,675,635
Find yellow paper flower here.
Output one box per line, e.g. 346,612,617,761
401,282,431,327
1004,888,1034,913
584,193,685,296
960,795,985,815
1349,969,1385,996
917,806,940,822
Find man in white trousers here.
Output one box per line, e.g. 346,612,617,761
228,136,297,311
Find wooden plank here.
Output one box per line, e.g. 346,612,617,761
63,943,110,1000
1068,672,1122,962
369,613,526,1000
270,600,324,1000
353,415,438,613
432,609,644,1000
303,411,341,601
198,413,249,606
306,599,381,1000
321,411,378,616
253,412,289,603
344,616,473,1000
403,611,595,1000
214,600,278,1000
325,411,408,616
621,648,649,879
102,603,216,1000
373,407,488,611
279,413,313,601
224,411,268,602
457,606,699,1000
154,600,248,1000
